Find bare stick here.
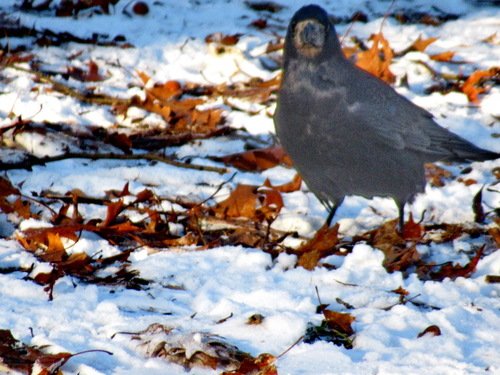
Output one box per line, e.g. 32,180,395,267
0,152,228,173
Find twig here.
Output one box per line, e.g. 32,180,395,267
7,64,131,106
0,152,229,173
277,335,304,359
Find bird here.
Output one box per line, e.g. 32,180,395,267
274,4,499,231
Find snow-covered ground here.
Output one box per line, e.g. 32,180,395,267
0,1,499,374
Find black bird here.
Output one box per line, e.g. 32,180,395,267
274,4,499,230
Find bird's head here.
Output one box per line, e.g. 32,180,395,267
284,5,342,64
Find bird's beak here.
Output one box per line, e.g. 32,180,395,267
297,20,325,49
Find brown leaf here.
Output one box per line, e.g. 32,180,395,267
215,146,293,172
323,310,355,336
129,323,249,371
430,246,484,281
148,80,182,101
360,220,421,273
135,188,155,203
67,60,105,82
246,313,265,325
103,200,125,227
417,325,441,338
263,173,302,193
213,184,258,219
85,60,105,81
45,232,66,262
402,213,423,240
33,352,73,374
355,33,395,83
106,132,132,153
296,224,340,270
222,353,277,375
425,163,452,187
391,286,410,296
205,33,243,46
0,176,20,196
257,187,283,222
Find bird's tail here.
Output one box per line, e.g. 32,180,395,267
451,146,500,162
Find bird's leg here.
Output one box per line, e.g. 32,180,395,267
325,205,337,227
323,198,343,227
396,201,405,234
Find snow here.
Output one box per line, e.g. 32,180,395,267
1,0,499,374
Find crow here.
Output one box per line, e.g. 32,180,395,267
274,4,499,230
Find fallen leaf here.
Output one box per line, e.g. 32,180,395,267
417,325,441,338
296,224,340,270
214,145,293,171
355,33,395,83
429,246,484,281
323,310,355,336
263,173,302,193
460,68,499,103
430,51,455,62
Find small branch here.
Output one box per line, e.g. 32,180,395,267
0,152,228,173
7,64,131,106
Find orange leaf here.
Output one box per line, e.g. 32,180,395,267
408,35,437,52
46,232,66,262
149,80,182,101
137,70,151,85
430,51,455,62
460,68,498,103
355,33,395,83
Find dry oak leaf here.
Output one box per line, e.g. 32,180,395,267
429,246,484,281
296,224,340,270
460,68,499,103
407,35,438,53
212,183,284,222
215,145,293,172
430,51,455,62
355,32,395,83
323,310,356,337
263,173,302,193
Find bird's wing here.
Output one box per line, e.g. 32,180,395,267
320,65,473,158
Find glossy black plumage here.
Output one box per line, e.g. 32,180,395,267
274,4,499,228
